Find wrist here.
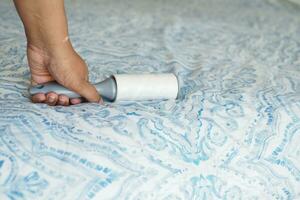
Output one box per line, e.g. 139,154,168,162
27,37,74,58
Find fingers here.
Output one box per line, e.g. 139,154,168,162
74,81,102,103
32,92,64,106
31,93,46,103
32,92,60,105
58,95,84,106
30,82,102,106
58,94,70,106
32,93,83,106
46,92,58,106
70,97,84,105
32,93,84,106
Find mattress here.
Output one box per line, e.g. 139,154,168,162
0,0,300,199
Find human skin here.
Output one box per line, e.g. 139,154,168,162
13,0,103,106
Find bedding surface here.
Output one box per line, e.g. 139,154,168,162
0,0,300,199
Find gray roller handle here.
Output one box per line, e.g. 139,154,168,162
28,76,117,102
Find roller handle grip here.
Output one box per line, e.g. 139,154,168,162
28,77,117,102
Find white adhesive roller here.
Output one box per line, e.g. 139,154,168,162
29,73,179,102
113,73,178,101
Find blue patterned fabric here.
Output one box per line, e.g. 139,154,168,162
1,0,300,199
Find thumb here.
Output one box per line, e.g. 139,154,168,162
73,81,102,103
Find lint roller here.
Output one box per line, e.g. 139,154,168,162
29,73,179,102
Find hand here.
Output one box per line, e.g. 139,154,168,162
13,0,102,106
28,43,102,106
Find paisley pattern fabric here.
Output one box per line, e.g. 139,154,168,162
1,0,300,199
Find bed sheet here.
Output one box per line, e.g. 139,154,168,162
0,0,300,199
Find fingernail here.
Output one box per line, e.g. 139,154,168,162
48,96,55,103
59,100,66,105
99,98,104,105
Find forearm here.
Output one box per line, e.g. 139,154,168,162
13,0,72,52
